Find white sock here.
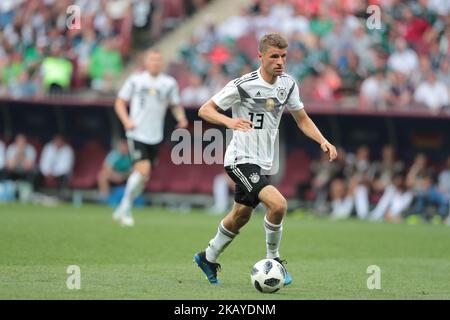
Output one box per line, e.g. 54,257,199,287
119,171,145,215
264,216,283,259
205,221,237,263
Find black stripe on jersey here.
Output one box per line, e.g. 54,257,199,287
234,76,258,87
234,73,258,86
236,85,251,99
284,82,296,102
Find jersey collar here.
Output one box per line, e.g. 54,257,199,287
257,68,279,87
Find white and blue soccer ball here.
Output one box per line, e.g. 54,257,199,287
250,259,285,293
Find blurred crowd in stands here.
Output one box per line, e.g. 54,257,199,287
301,144,450,224
171,0,450,113
1,0,449,113
0,133,133,204
0,0,209,97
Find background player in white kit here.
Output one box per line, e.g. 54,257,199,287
194,33,338,285
114,50,188,226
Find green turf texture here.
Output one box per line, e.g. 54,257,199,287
1,203,449,299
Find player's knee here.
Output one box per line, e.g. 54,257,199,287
271,198,287,218
133,161,151,180
97,170,106,182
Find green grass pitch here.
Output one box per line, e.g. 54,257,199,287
1,203,449,299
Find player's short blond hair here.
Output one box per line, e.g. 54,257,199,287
258,33,288,53
145,49,161,57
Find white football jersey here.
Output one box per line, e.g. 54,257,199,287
212,68,303,170
118,71,180,145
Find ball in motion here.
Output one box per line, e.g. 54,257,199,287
250,259,285,293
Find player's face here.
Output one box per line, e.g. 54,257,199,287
259,46,287,78
145,52,163,76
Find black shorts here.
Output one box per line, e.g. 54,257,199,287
127,139,160,166
225,163,270,208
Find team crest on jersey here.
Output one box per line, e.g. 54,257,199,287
276,87,287,103
149,88,157,96
266,98,275,111
249,172,260,184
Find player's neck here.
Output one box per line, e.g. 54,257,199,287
259,68,277,85
147,71,160,78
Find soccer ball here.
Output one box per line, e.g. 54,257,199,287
250,259,285,293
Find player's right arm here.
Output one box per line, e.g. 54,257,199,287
198,100,252,131
114,97,135,130
115,75,136,130
198,80,252,131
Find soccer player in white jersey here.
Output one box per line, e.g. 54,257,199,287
194,33,337,285
114,50,188,226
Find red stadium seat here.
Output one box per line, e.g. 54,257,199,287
69,141,107,189
145,142,224,194
276,150,312,199
162,0,186,19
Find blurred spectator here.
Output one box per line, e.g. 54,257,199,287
89,37,123,93
204,63,230,95
133,0,163,41
336,49,362,95
414,72,449,113
370,144,405,196
313,65,342,101
5,133,37,184
386,71,414,110
329,178,353,219
359,69,388,109
72,29,97,87
181,74,211,107
41,44,73,94
97,139,132,200
8,70,38,98
387,38,419,75
309,149,344,214
407,153,448,222
37,134,74,195
217,7,252,40
410,54,432,87
1,54,25,89
436,59,450,90
345,145,372,219
0,139,5,180
437,155,450,224
327,145,372,220
369,171,413,222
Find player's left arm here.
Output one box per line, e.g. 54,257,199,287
168,79,188,129
169,104,188,129
290,108,338,161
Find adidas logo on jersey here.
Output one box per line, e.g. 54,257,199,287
256,91,261,97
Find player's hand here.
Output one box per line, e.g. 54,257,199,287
124,120,136,130
177,117,188,129
320,141,337,162
227,118,253,131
